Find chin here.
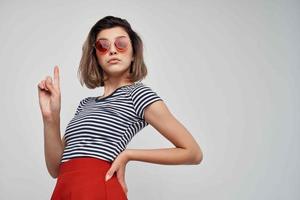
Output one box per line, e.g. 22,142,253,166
104,66,129,74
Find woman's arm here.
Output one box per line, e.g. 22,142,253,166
38,66,63,179
104,98,203,194
126,147,201,165
126,100,203,165
43,117,64,178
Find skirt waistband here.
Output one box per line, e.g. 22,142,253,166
58,157,112,176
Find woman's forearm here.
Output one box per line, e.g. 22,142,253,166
125,147,201,165
43,117,64,179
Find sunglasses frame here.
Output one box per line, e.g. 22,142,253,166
93,36,131,55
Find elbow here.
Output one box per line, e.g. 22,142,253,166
51,173,58,179
189,147,203,165
193,151,203,165
47,167,59,179
50,171,59,179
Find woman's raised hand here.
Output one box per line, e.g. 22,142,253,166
37,66,61,121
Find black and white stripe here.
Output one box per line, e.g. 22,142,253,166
60,82,163,163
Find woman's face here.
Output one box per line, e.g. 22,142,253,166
95,26,134,79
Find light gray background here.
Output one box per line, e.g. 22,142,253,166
0,0,299,199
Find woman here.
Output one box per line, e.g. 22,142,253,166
38,16,203,200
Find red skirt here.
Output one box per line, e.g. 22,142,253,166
50,157,128,200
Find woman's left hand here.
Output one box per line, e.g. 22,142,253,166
105,150,130,195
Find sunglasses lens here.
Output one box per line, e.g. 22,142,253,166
95,37,129,54
115,37,128,51
95,40,109,53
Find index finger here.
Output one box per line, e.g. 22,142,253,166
53,65,60,87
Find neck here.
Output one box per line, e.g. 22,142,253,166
101,78,134,97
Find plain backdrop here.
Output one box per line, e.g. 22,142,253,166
0,0,299,199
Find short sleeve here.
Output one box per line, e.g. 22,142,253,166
74,97,90,117
130,84,163,120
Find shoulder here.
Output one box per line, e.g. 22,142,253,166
75,96,93,109
73,97,91,116
121,81,145,92
125,81,163,119
78,96,93,104
119,81,154,97
127,81,158,96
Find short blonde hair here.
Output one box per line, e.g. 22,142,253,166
78,16,148,89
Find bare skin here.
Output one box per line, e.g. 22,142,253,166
37,66,62,179
38,26,203,197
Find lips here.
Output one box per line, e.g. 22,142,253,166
108,58,121,63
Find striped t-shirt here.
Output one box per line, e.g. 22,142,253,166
60,81,163,163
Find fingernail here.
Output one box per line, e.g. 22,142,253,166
105,174,111,181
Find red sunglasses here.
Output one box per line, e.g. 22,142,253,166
94,36,131,55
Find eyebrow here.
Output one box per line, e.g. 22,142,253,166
97,35,127,40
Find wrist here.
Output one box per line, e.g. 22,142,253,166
43,116,60,127
43,114,60,124
124,149,132,162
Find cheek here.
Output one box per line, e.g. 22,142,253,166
124,46,134,59
96,53,106,64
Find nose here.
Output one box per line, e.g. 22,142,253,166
109,43,117,55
